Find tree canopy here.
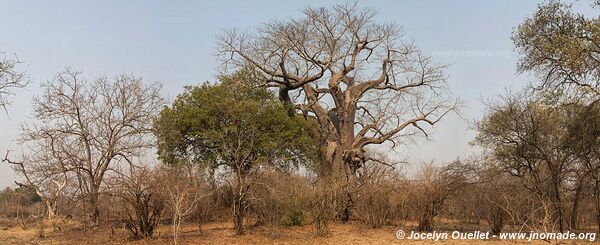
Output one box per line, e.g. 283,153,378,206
513,0,600,99
155,71,320,172
218,3,457,177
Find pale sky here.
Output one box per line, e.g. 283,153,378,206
0,0,592,187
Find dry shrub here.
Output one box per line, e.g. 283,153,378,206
0,187,43,219
477,165,511,234
188,189,214,234
447,184,482,225
251,171,311,227
307,177,346,237
473,160,540,234
36,217,45,238
355,164,407,228
409,161,468,231
113,167,164,239
207,184,236,222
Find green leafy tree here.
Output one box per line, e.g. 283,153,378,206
154,71,319,235
513,0,600,99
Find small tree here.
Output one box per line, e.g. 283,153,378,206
155,71,319,235
158,165,207,244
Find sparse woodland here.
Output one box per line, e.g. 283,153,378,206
0,1,599,244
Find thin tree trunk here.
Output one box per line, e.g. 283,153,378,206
570,177,584,230
594,178,600,234
45,199,56,219
233,203,244,235
233,168,246,235
550,173,564,232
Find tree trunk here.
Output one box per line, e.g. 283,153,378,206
89,186,101,226
550,172,564,232
594,178,600,234
322,140,344,177
489,206,504,235
570,177,585,230
319,105,363,223
233,203,244,235
341,192,353,223
233,169,246,235
45,199,56,219
172,210,180,245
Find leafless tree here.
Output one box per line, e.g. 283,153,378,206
218,3,458,181
159,165,207,244
0,53,28,112
2,149,68,219
19,69,164,225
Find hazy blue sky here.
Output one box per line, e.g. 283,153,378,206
0,0,591,187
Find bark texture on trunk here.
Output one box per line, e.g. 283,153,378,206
570,177,585,230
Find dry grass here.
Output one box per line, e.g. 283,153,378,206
0,218,595,244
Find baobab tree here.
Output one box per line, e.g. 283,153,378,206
218,3,457,179
20,69,164,225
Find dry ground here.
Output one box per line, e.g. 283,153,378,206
0,218,596,244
